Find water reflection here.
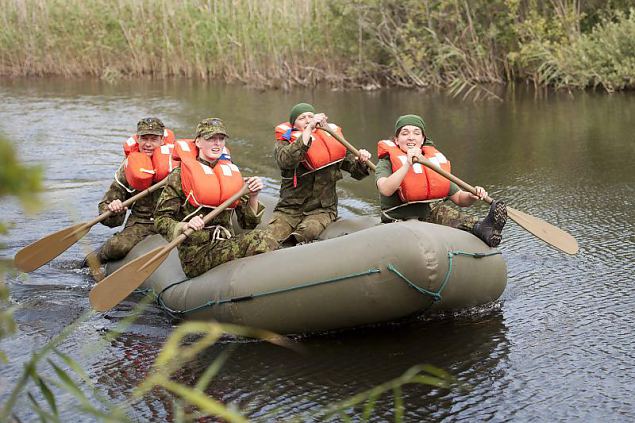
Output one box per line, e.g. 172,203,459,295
1,79,633,421
90,311,508,421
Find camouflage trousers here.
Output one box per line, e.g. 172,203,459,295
99,222,156,262
266,210,337,244
178,229,278,278
427,203,479,232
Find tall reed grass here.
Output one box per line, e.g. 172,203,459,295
0,0,633,93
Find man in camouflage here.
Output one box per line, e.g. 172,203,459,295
268,103,372,244
84,117,167,267
375,114,507,247
154,118,278,278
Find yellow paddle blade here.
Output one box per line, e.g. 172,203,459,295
508,207,579,255
89,245,169,312
14,223,90,272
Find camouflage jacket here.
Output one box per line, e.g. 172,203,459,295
154,159,265,246
274,135,370,215
98,164,162,227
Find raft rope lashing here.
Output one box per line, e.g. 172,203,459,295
387,250,502,302
155,268,382,316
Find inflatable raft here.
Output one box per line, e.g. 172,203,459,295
106,219,507,334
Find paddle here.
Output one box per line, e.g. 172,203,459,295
318,125,579,255
14,178,169,273
318,125,376,172
412,156,579,254
88,185,251,312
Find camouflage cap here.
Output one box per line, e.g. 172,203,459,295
136,117,165,136
196,117,229,139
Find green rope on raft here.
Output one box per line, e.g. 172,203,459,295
156,268,382,316
387,250,502,303
155,249,501,317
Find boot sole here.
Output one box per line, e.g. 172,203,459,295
489,201,507,247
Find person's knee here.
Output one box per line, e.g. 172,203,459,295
266,217,295,243
100,237,134,261
248,230,279,253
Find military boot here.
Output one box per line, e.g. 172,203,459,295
81,248,106,281
472,200,507,247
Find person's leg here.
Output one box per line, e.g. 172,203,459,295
180,229,278,278
428,201,507,247
427,203,478,232
291,211,337,243
99,223,156,262
266,211,302,244
84,223,155,267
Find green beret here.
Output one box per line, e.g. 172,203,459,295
394,114,426,136
290,103,315,126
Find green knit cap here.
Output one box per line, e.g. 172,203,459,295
394,114,426,136
290,103,315,126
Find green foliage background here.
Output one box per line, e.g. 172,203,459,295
0,0,633,92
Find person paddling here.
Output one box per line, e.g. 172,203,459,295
84,117,175,268
375,114,507,247
267,102,372,245
154,118,278,278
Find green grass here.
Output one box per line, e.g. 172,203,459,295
0,1,632,93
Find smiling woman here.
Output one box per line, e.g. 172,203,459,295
375,114,507,247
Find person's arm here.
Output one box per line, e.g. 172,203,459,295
235,176,266,229
98,165,130,227
274,138,310,170
449,186,487,207
339,130,371,180
154,169,186,241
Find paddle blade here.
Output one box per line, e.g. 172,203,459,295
507,207,579,255
14,223,90,272
88,246,169,312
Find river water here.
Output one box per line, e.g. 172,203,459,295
0,79,633,421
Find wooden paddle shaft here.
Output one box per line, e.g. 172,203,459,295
81,177,169,228
318,126,377,172
138,184,250,272
413,156,493,205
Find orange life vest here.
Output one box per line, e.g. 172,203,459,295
172,139,232,162
275,122,347,171
123,129,178,183
377,140,452,202
123,152,155,191
180,157,244,209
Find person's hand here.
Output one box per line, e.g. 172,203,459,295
245,176,264,198
406,148,423,166
469,186,488,201
107,199,126,213
308,113,328,130
186,214,205,231
357,149,372,163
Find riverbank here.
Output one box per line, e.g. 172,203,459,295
1,0,633,95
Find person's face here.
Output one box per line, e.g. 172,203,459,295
293,112,314,131
394,125,424,153
196,134,227,161
137,134,164,156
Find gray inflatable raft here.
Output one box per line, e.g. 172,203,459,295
107,219,507,334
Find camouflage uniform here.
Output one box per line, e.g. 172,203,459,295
154,159,277,278
268,132,370,243
96,165,161,262
374,157,478,231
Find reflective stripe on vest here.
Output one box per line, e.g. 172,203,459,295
377,140,451,202
180,158,243,209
